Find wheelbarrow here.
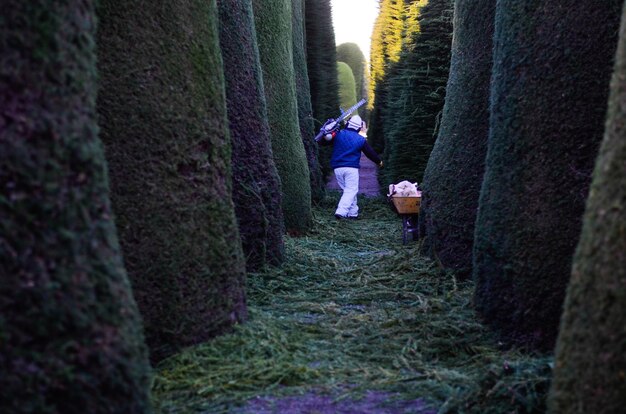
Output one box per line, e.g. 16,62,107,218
388,195,421,245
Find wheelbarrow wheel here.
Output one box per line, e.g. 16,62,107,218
400,215,419,245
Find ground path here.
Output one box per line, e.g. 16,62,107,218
153,198,552,413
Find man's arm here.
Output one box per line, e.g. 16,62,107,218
362,141,383,166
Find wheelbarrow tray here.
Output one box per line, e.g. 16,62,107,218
390,196,421,215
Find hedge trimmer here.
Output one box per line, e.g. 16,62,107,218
314,98,367,142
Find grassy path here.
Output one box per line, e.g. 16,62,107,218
153,196,551,413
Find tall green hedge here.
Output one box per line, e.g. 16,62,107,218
216,0,285,271
369,0,406,106
379,0,453,187
337,42,367,117
368,0,408,154
253,0,312,232
473,0,622,351
548,5,626,411
305,0,339,178
419,0,496,279
0,1,151,411
97,0,247,362
292,0,325,203
305,0,339,126
337,62,358,111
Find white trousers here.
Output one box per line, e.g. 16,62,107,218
334,167,359,217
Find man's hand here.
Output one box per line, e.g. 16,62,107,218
378,161,384,169
323,120,337,132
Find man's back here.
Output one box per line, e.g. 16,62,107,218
330,129,365,169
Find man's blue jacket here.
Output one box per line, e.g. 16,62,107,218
327,128,381,169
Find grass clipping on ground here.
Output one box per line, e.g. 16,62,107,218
153,195,552,413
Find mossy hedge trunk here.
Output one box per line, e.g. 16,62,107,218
548,5,626,411
216,0,285,271
253,0,312,232
292,0,324,203
473,0,622,351
0,1,151,412
97,0,247,362
419,0,496,279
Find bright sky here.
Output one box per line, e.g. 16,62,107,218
331,0,379,63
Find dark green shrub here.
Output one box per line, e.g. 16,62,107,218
473,0,622,351
253,0,313,232
292,0,325,203
217,0,285,270
97,0,247,362
0,1,151,411
305,0,340,178
305,0,339,126
419,0,496,279
548,6,626,412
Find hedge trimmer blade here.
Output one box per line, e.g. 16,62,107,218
314,99,367,142
336,98,367,123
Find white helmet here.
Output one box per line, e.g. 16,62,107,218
347,115,363,131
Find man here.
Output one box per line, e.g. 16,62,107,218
319,115,383,219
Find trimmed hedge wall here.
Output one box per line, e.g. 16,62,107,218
253,0,313,232
0,1,151,411
305,0,339,178
305,0,339,126
337,42,367,117
337,62,358,111
292,0,325,203
368,0,407,154
379,0,453,188
216,0,285,271
97,0,247,362
473,0,622,351
419,0,496,278
548,5,626,411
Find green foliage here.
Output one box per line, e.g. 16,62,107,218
336,62,358,111
473,0,622,351
292,0,325,203
419,0,496,279
305,0,340,178
253,0,313,232
548,7,626,412
369,0,406,108
305,0,339,126
97,0,247,362
379,0,454,187
368,0,410,153
336,42,368,116
153,196,552,413
217,0,285,271
0,1,151,411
